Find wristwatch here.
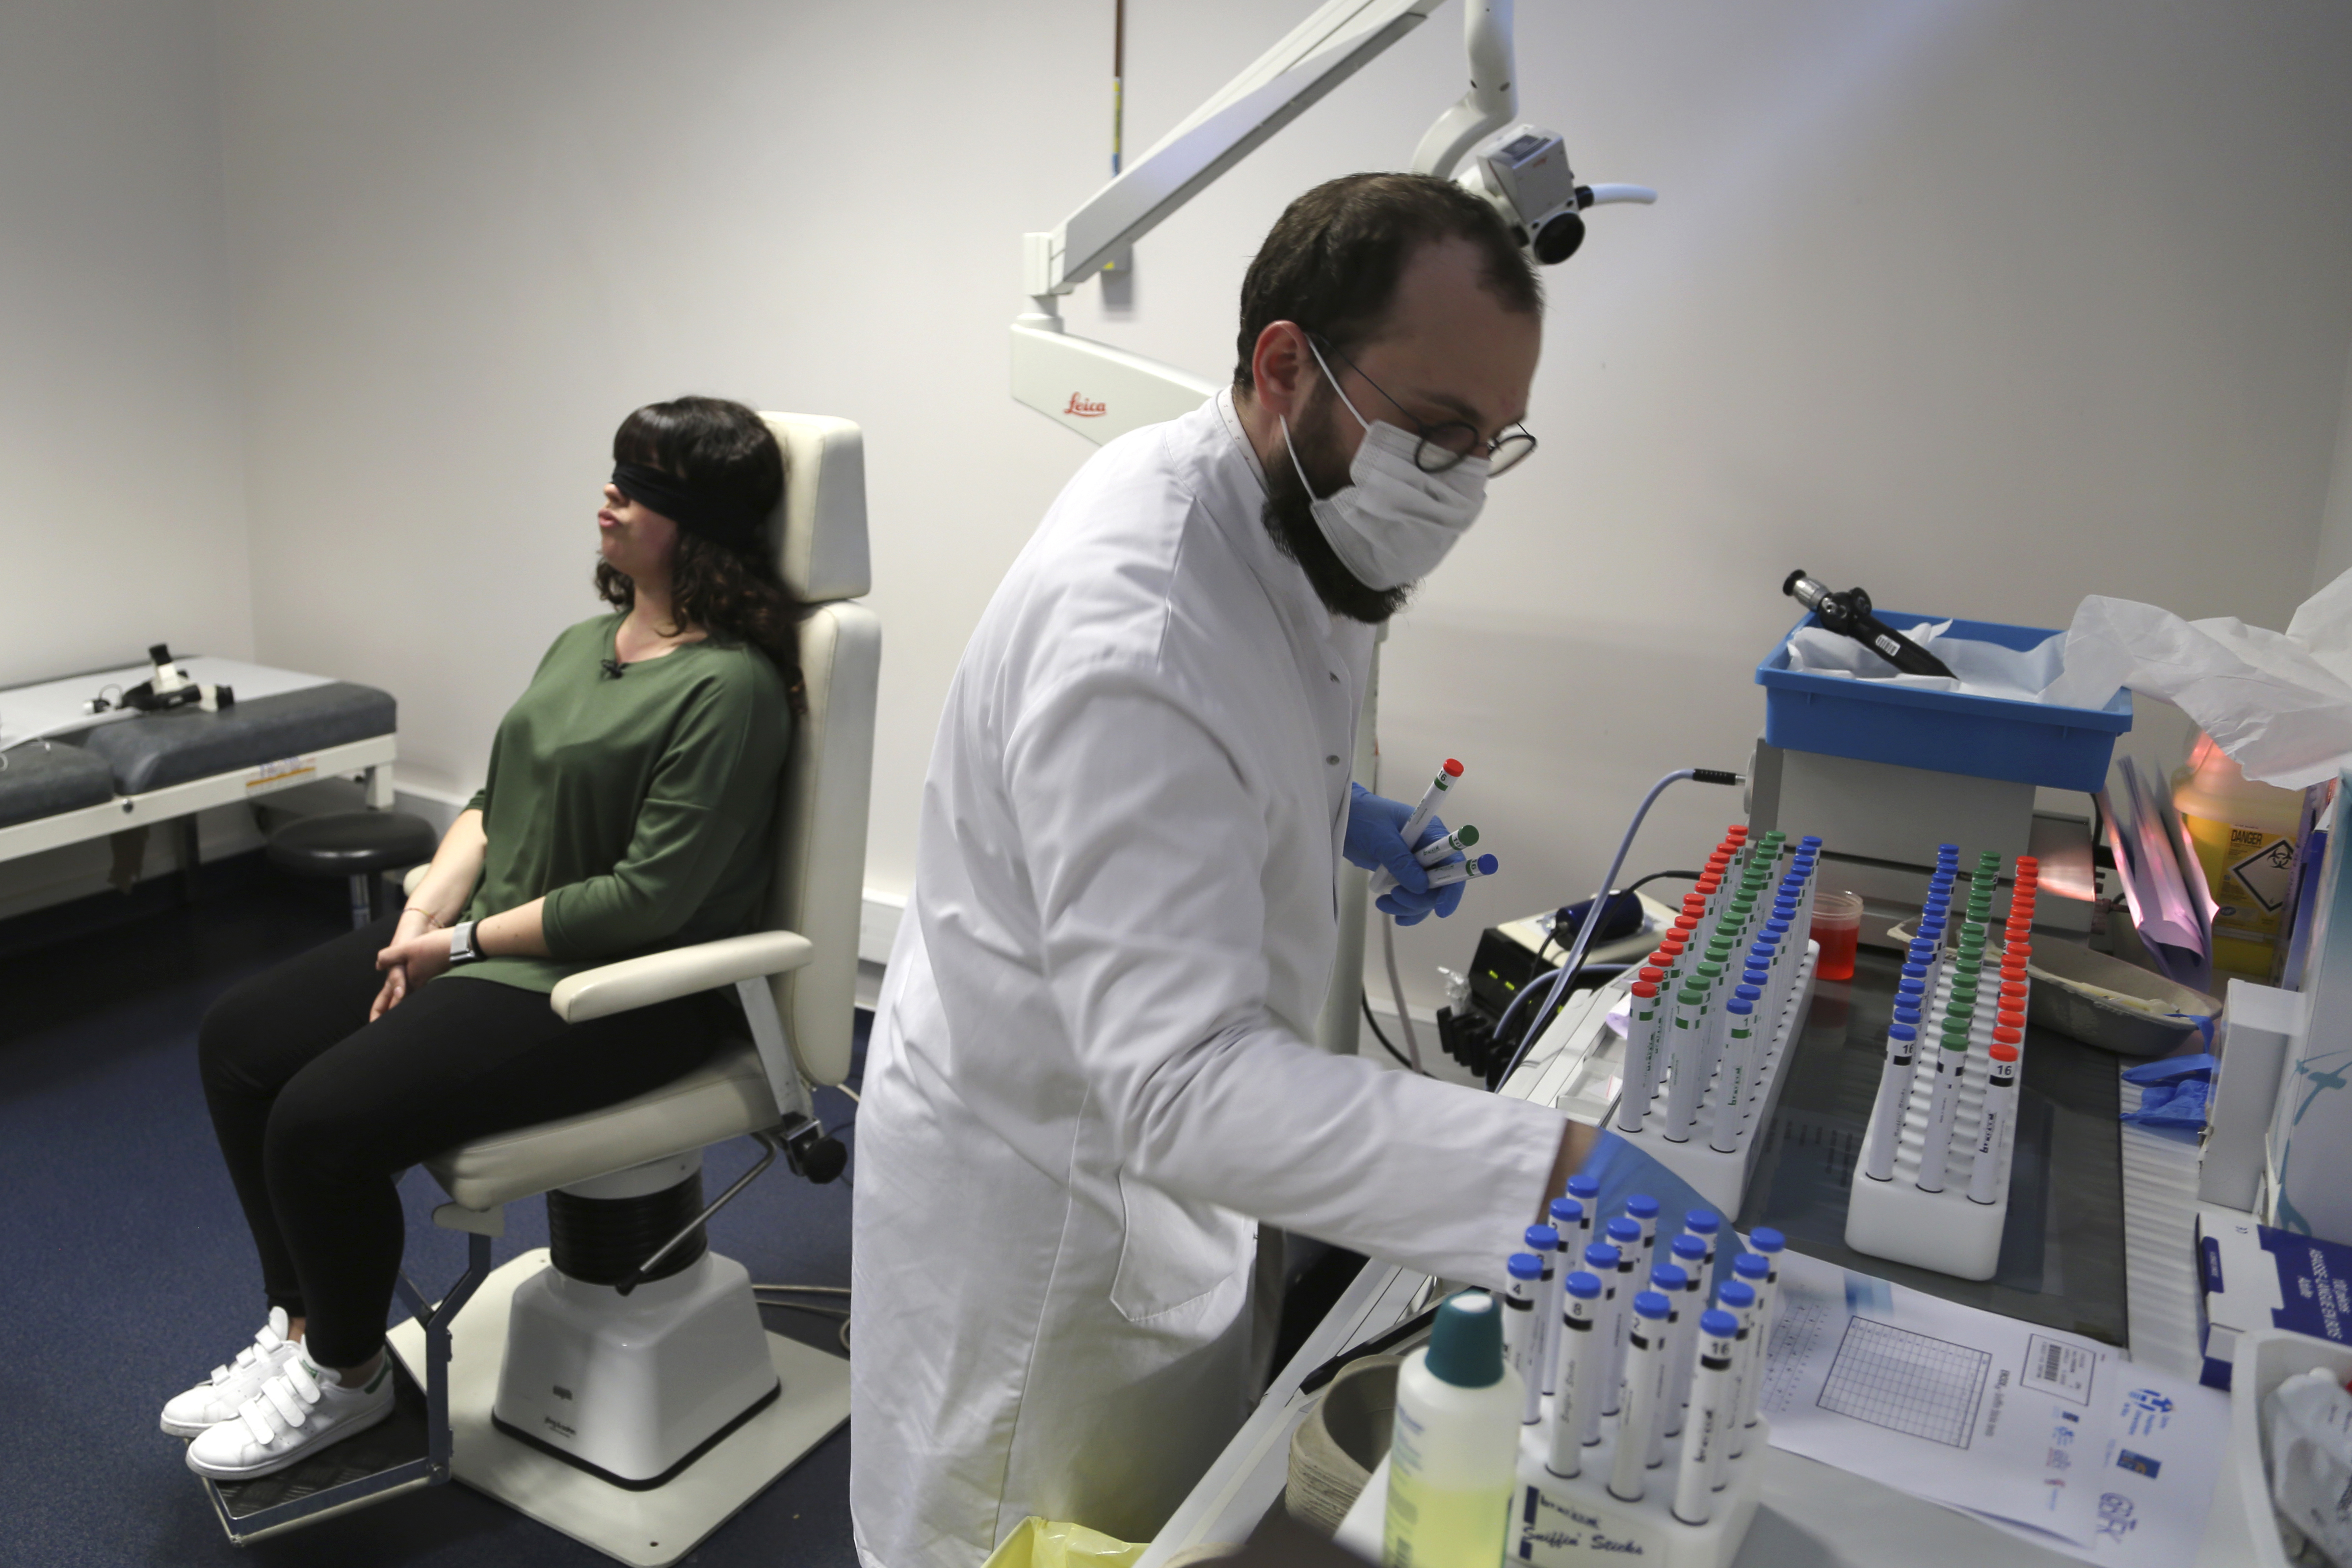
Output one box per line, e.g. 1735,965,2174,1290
448,919,485,964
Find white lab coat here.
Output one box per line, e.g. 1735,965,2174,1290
848,392,1565,1568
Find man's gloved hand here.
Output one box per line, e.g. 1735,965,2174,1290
1345,782,1464,927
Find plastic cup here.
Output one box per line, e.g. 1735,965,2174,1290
1810,891,1864,981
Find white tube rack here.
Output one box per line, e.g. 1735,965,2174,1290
1336,1411,1768,1568
1843,965,2025,1282
1609,943,1820,1218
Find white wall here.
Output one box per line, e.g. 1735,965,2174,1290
0,0,253,681
214,0,1115,840
56,2,2352,1009
0,1,258,914
1066,0,2352,1007
2313,339,2352,592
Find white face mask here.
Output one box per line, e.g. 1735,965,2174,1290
1280,341,1490,592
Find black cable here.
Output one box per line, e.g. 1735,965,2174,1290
1361,995,1427,1074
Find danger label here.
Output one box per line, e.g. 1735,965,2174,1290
2226,836,2298,913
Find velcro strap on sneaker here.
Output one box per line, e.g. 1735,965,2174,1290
262,1377,310,1429
238,1398,279,1448
285,1360,322,1403
210,1362,236,1385
255,1325,284,1352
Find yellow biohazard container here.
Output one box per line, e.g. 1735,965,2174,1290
2172,734,2303,982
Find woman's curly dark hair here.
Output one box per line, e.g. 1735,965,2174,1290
596,396,806,715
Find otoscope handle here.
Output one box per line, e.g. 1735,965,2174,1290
1782,568,1956,679
1852,611,1956,678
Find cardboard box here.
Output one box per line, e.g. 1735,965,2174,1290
2197,1203,2352,1389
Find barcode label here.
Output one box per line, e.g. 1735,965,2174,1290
2022,1332,2096,1404
246,755,317,794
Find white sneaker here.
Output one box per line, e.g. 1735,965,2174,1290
161,1307,305,1438
184,1352,395,1480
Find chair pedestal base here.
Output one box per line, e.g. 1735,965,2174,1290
387,1248,850,1568
495,1250,775,1487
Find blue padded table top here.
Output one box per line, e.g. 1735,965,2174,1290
0,744,115,829
71,683,396,795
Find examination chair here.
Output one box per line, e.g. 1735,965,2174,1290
201,414,879,1563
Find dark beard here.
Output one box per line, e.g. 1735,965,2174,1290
1261,387,1413,625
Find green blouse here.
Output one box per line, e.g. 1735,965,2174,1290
449,614,792,993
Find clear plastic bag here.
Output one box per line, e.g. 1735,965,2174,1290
981,1517,1146,1568
2266,1368,2352,1567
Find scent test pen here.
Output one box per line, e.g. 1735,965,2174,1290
1526,1225,1560,1412
1504,1253,1544,1424
1738,1230,1785,1436
1625,1194,1661,1261
1637,973,1674,1109
1546,1199,1584,1393
1683,1209,1720,1273
1367,758,1462,895
1383,1291,1519,1568
1602,1218,1643,1413
1915,1030,1969,1193
1662,1236,1709,1435
1619,981,1664,1130
1644,1262,1688,1463
1411,824,1479,866
1711,998,1757,1153
1567,1173,1600,1249
1577,1243,1620,1444
1691,957,1727,1088
1969,1039,2021,1205
1608,1292,1674,1502
1710,1279,1757,1492
1727,1254,1771,1459
1662,985,1708,1143
1397,759,1461,852
1421,852,1497,889
1548,1271,1605,1477
1862,1022,1917,1182
1673,1310,1741,1527
1741,965,1772,1035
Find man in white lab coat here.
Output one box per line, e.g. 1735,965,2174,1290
850,173,1595,1568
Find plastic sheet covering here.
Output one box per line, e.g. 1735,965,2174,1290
2048,568,2352,790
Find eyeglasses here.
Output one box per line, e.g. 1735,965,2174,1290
1307,333,1537,477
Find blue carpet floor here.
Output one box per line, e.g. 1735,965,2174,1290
0,855,863,1568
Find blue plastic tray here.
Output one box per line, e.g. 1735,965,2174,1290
1755,611,2132,792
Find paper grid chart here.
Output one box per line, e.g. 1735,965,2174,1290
1816,1316,1993,1449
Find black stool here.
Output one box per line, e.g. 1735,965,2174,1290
266,811,440,929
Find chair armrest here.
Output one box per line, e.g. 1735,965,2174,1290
549,931,816,1023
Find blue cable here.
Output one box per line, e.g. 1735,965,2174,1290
1488,767,1742,1093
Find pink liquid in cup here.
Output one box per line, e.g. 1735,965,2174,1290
1811,891,1865,982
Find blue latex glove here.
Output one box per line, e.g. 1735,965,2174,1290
2120,1053,2216,1131
1344,781,1463,926
1570,1129,1744,1293
2122,1053,2216,1086
2120,1076,2211,1130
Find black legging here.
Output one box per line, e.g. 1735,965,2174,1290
198,913,726,1367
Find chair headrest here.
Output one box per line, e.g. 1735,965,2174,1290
761,413,871,603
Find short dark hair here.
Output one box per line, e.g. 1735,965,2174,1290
597,397,806,714
1234,172,1542,388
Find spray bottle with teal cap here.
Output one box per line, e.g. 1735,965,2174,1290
1383,1290,1521,1568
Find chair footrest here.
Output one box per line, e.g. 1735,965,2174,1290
203,1359,440,1543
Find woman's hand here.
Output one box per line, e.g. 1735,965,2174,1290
372,913,453,1020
